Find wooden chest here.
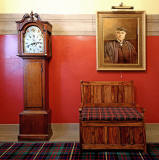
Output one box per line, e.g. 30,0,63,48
79,81,146,152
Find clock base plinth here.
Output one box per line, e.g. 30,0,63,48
18,134,52,141
18,110,52,141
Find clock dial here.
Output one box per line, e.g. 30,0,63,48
24,26,44,53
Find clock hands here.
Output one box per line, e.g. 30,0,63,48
26,41,42,48
32,42,42,45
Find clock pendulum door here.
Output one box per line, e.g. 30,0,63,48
16,12,53,141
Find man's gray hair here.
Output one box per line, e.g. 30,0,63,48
116,27,127,32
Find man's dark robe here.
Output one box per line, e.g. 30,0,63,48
104,40,137,64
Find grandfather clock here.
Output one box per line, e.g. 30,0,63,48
16,12,52,141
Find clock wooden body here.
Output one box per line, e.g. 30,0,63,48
16,12,52,141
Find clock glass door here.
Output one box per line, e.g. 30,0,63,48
24,26,44,53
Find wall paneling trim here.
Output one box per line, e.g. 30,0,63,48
0,14,158,36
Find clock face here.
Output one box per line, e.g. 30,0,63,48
24,26,44,53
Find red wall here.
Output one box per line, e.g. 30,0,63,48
0,35,159,123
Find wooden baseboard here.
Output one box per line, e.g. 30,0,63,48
0,123,159,142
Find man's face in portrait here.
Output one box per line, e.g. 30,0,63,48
115,30,126,42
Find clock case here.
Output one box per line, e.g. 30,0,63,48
16,12,53,141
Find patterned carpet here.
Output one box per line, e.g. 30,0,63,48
0,142,158,160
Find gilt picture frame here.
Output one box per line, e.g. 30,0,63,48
96,11,146,71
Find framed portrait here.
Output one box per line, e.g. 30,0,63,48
96,11,146,71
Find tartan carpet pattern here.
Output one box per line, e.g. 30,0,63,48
0,142,158,160
81,107,143,121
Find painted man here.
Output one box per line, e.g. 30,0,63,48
104,27,137,64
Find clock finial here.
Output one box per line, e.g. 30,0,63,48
16,11,41,23
30,11,34,21
30,11,41,21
